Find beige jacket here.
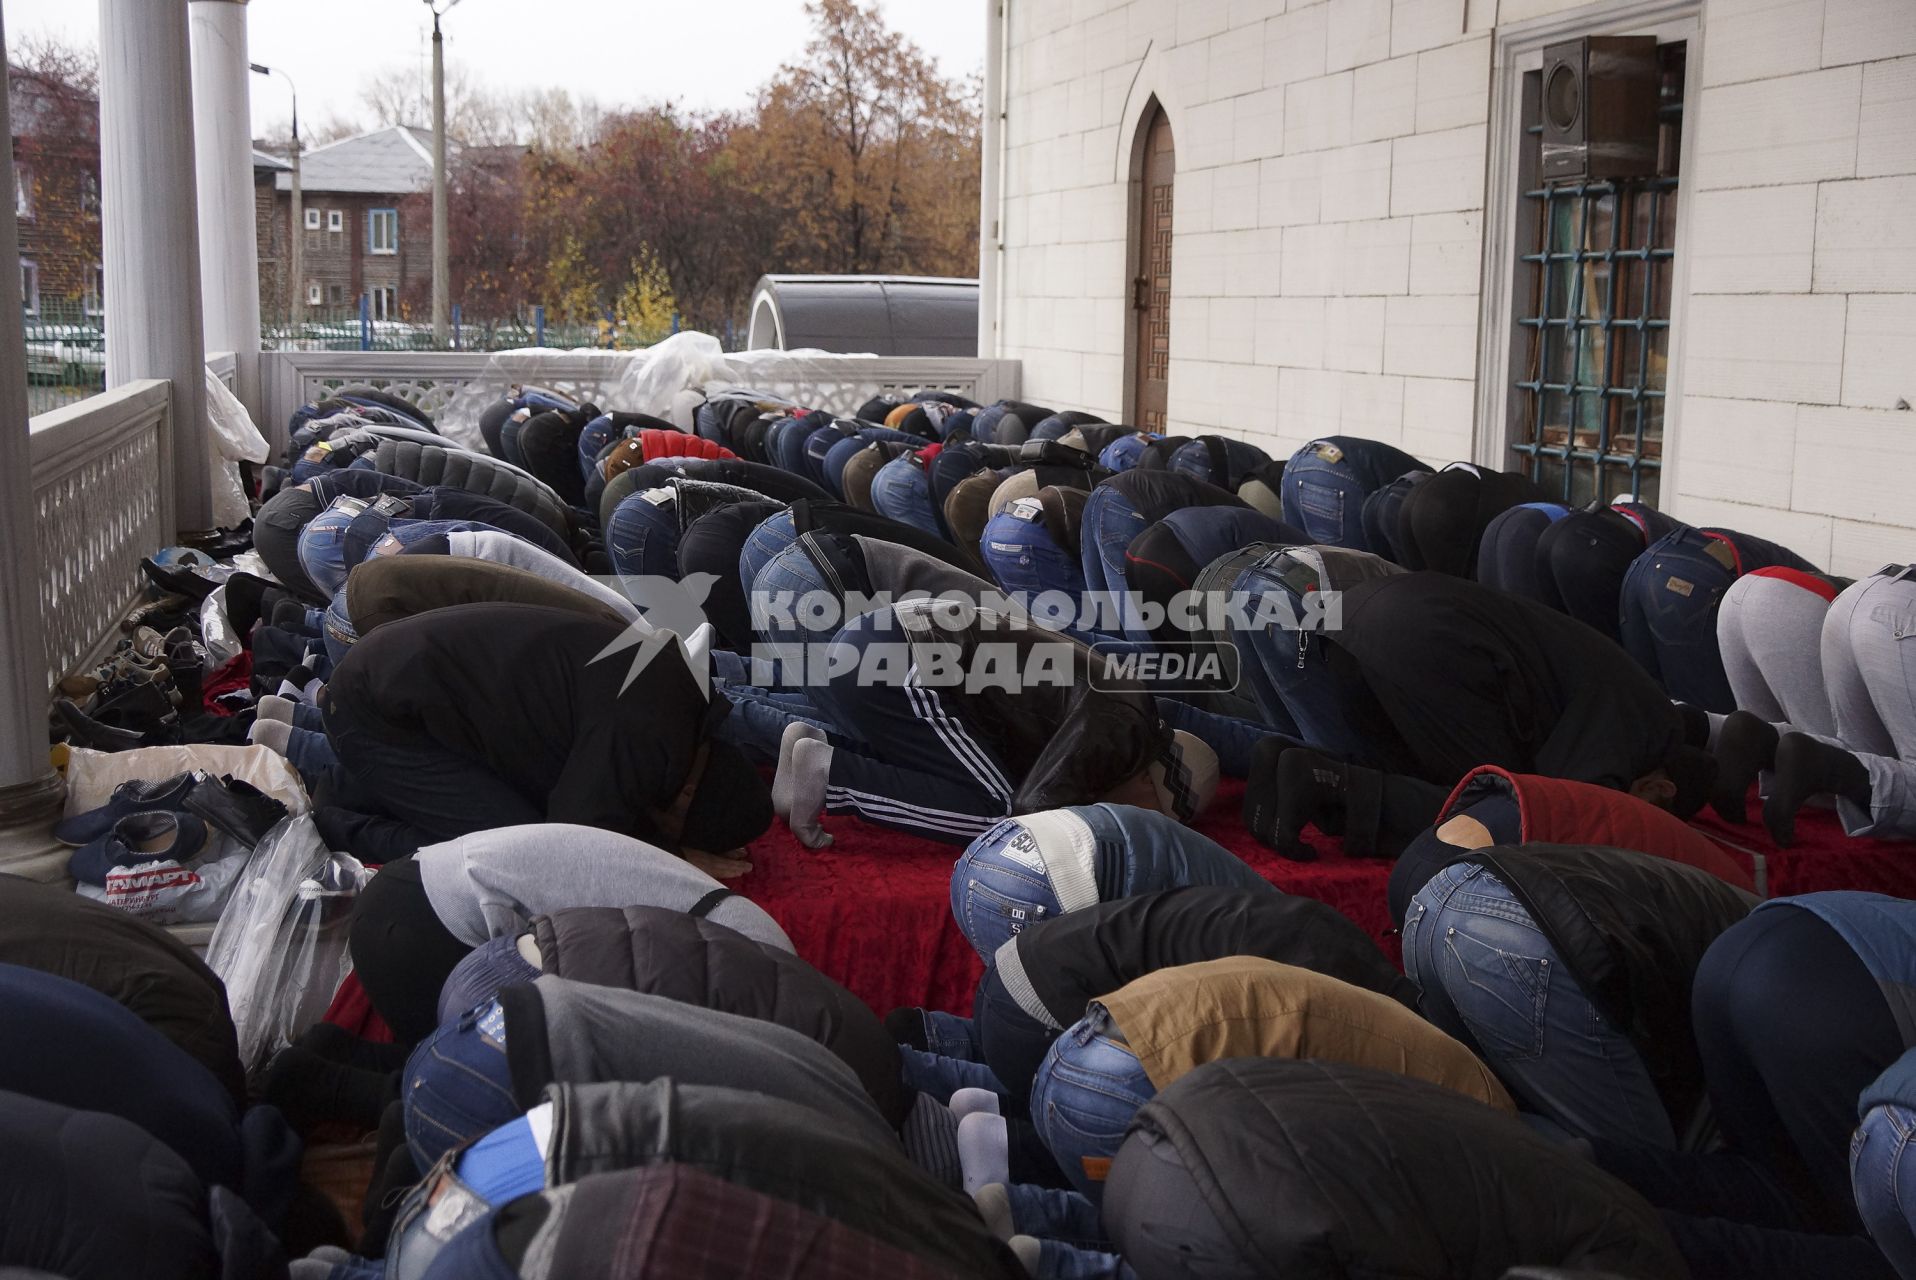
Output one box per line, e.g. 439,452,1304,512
1098,955,1515,1113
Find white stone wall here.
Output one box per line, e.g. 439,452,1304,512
1664,3,1916,573
994,0,1916,574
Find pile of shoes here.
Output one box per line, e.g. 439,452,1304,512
56,767,290,923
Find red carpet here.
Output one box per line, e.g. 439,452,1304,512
324,782,1915,1037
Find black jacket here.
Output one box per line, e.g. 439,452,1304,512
538,1081,1021,1278
326,603,729,844
0,875,243,1102
1106,1058,1689,1280
1442,843,1757,1130
528,906,907,1126
1332,572,1684,790
986,886,1416,1094
0,1091,223,1280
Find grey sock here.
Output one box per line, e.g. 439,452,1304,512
256,694,296,726
973,1183,1014,1240
249,718,292,756
772,721,828,818
782,737,834,849
901,1093,963,1189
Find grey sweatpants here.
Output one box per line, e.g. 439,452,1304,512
1718,571,1840,739
1820,570,1916,839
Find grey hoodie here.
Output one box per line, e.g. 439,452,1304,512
415,824,792,952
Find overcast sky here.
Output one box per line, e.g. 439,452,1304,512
1,0,985,137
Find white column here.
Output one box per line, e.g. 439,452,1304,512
977,0,1006,359
100,0,213,531
0,17,65,824
189,0,261,417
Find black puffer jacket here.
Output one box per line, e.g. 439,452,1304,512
0,1091,223,1280
372,438,570,537
527,906,907,1126
599,456,831,529
984,886,1415,1095
0,875,243,1103
1440,842,1757,1131
1104,1059,1689,1280
538,1080,1022,1278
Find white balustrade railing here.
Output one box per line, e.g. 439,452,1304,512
206,350,237,391
258,348,1022,458
28,379,173,688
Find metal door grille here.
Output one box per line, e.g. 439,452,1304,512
1509,42,1684,505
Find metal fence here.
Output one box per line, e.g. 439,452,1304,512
19,299,652,413
261,303,635,355
23,301,106,417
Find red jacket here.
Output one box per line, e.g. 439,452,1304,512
1438,765,1754,892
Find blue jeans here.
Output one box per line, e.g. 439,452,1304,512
1228,558,1368,756
1280,451,1370,550
402,998,519,1169
1030,1005,1157,1203
800,422,848,487
575,412,617,480
738,509,799,602
951,804,1274,958
1079,487,1148,597
1404,863,1674,1148
297,505,360,596
605,490,683,579
981,507,1086,596
1854,1102,1916,1278
869,454,942,537
899,1046,1009,1103
747,539,835,659
1619,528,1740,712
323,586,358,669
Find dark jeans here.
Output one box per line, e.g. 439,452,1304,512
401,997,517,1169
1595,906,1902,1237
1281,451,1371,550
324,689,546,846
604,489,683,579
348,855,476,1044
1619,528,1741,711
1476,503,1569,604
1536,506,1647,641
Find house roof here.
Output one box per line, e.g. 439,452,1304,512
253,149,291,172
274,125,436,195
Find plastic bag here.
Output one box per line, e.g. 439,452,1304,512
206,368,271,530
199,584,244,668
75,832,252,924
206,815,369,1072
64,745,309,816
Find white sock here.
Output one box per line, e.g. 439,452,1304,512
781,737,834,849
1007,1236,1042,1277
949,1087,1003,1122
276,679,309,703
772,721,828,818
249,718,292,756
957,1111,1009,1196
256,694,296,726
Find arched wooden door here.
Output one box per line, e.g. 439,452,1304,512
1130,105,1175,430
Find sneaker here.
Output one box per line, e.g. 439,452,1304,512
183,774,288,849
52,770,201,845
122,594,194,633
67,810,208,886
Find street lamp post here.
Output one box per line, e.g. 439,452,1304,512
425,0,465,346
250,62,300,324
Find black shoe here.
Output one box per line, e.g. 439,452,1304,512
1710,710,1779,825
184,774,289,848
122,594,194,633
139,557,219,604
262,1045,398,1137
294,1022,412,1072
884,1006,932,1052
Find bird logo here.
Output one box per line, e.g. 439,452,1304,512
587,573,720,697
